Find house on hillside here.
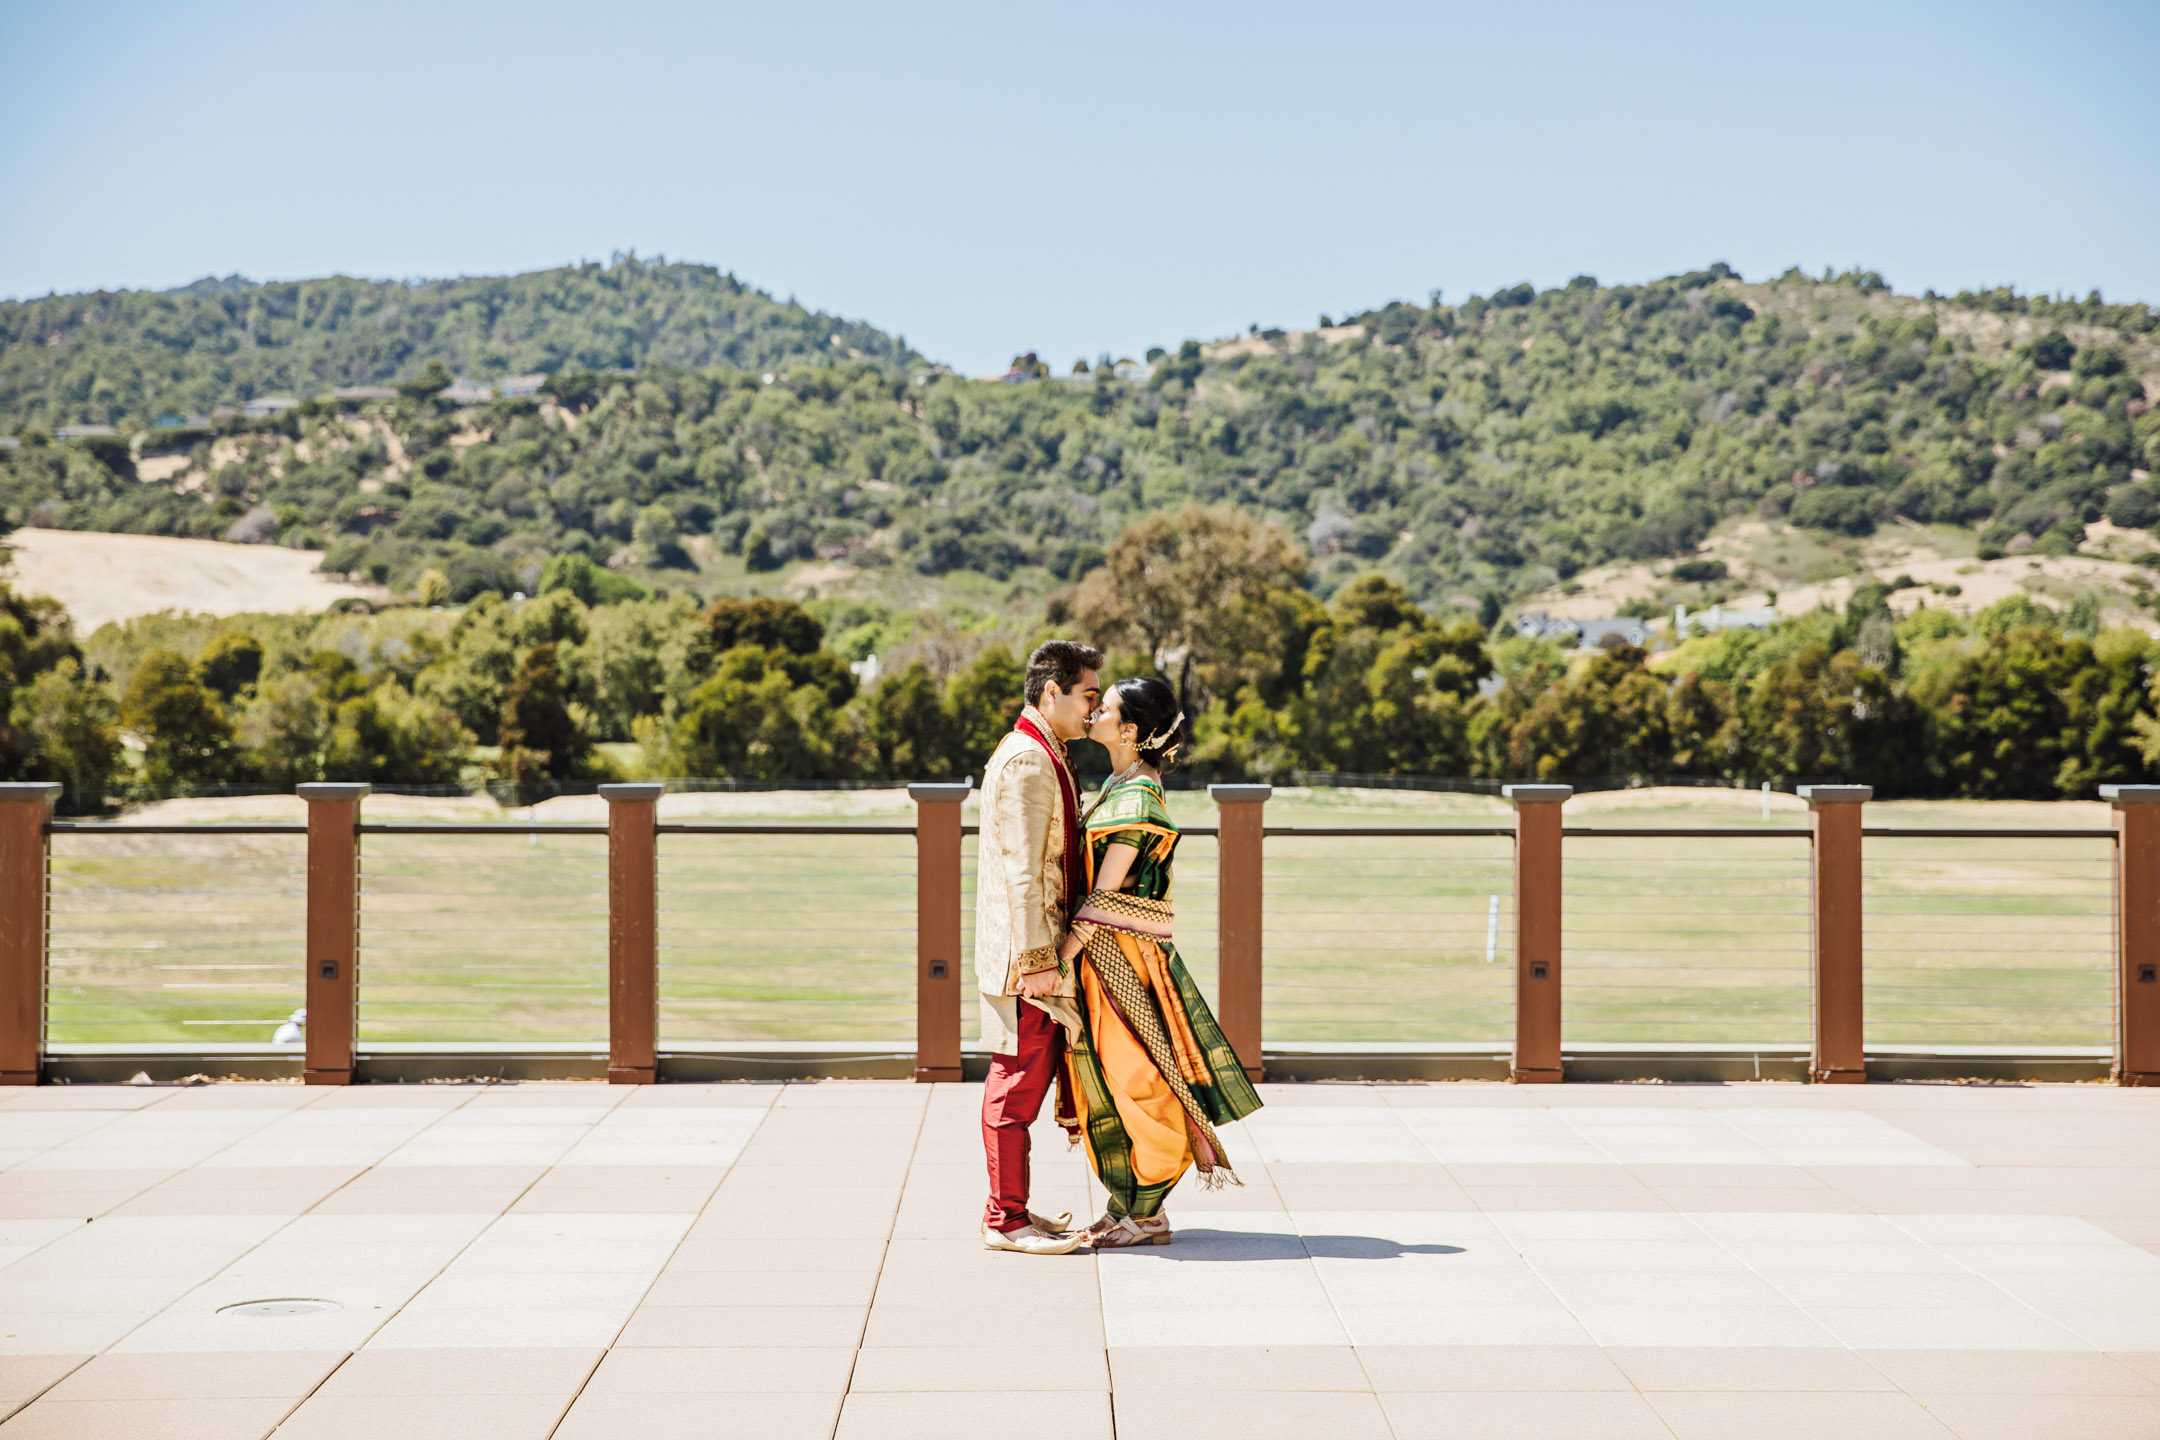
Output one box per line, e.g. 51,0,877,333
1514,613,1655,650
1674,603,1779,637
240,396,300,418
497,373,548,399
55,424,118,438
1112,359,1153,382
441,378,495,405
330,386,398,402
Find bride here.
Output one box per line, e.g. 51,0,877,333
1054,675,1262,1247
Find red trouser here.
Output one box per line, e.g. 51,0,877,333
981,1001,1065,1232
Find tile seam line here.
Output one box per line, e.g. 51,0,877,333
541,1081,779,1440
1327,1080,1412,1438
105,1081,599,1415
825,1079,928,1440
1884,1211,2110,1352
272,1079,659,1430
272,1104,597,1436
1684,1211,1884,1385
1290,1203,1396,1437
0,1084,348,1424
0,1083,283,1237
4,1081,428,1382
1704,1206,2093,1367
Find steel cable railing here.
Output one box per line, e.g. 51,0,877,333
1861,828,2116,1049
656,825,916,1042
45,827,306,1045
1263,828,1515,1044
17,804,2144,1074
1561,828,1813,1045
356,824,609,1043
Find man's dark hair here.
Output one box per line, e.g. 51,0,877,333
1025,640,1104,705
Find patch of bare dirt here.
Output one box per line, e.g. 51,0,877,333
1202,325,1365,361
1526,517,2155,632
783,562,852,594
1,528,385,632
134,454,191,484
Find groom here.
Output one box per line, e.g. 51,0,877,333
976,639,1102,1254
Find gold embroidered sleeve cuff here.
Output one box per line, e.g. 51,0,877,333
1015,945,1062,975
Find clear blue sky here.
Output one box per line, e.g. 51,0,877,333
3,0,2154,376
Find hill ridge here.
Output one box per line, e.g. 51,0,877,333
0,255,917,428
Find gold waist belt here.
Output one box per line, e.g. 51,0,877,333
1073,890,1173,939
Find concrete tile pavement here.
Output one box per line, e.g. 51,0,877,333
0,1079,2149,1437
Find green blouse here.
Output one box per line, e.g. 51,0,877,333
1084,777,1179,901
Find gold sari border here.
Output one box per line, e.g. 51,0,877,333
1074,889,1174,939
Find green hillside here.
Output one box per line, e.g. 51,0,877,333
0,256,916,428
1,264,2156,610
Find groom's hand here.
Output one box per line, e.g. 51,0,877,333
1016,967,1063,998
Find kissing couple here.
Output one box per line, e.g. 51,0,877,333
975,640,1262,1254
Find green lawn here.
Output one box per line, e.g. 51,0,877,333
41,790,2118,1051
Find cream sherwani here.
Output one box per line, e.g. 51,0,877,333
973,725,1076,1054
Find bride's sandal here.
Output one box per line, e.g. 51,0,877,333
1088,1214,1172,1248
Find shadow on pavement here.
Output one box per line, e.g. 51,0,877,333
1114,1229,1468,1261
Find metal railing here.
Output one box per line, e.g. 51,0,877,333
2,779,2156,1085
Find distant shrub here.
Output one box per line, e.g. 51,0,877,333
2106,484,2160,531
1789,487,1875,535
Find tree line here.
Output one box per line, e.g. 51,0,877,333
4,507,2155,803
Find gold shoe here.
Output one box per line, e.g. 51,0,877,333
982,1222,1087,1255
1029,1210,1075,1235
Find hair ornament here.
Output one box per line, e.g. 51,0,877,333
1140,712,1186,752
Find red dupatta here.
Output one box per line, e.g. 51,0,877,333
1013,707,1085,919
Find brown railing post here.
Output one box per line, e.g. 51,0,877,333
0,783,60,1086
1801,784,1870,1084
2102,785,2160,1086
1210,783,1270,1083
602,783,664,1084
912,780,970,1083
299,783,367,1086
1505,784,1569,1084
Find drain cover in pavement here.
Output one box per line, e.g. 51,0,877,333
218,1298,342,1319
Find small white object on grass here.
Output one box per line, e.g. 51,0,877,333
1485,894,1500,963
1761,780,1771,822
272,1008,306,1045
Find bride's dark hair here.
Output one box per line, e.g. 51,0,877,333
1110,674,1188,772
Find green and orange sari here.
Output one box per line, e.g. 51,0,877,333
1061,776,1262,1219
